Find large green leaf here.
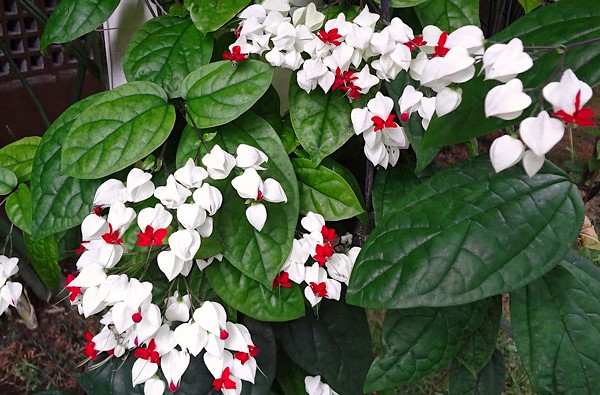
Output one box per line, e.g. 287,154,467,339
179,112,299,286
0,136,41,182
184,0,249,34
23,232,61,292
206,258,304,322
276,351,310,395
30,95,102,240
0,167,17,195
292,158,364,221
510,251,600,395
41,0,119,51
372,165,420,226
6,184,33,235
346,157,583,308
364,302,485,391
124,15,214,98
276,298,373,395
449,350,505,395
414,0,479,31
182,60,273,128
455,296,502,375
423,0,600,148
61,81,176,179
289,77,354,164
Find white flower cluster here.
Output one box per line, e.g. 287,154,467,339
305,375,339,395
274,212,360,307
0,255,22,316
69,144,287,394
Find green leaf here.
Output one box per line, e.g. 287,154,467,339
0,167,17,195
364,302,484,391
30,95,102,240
374,0,430,8
206,258,305,322
252,85,283,133
184,0,249,34
292,158,364,221
182,60,274,128
196,231,224,259
289,76,354,164
276,351,311,395
346,157,583,308
0,136,41,182
276,298,373,395
61,81,176,179
23,232,61,292
510,251,600,395
190,112,299,286
124,15,214,98
277,116,298,155
414,0,479,31
373,165,420,226
41,0,119,51
517,0,542,13
6,184,33,235
456,296,502,375
449,350,505,395
424,0,600,148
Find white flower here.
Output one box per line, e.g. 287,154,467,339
161,350,190,392
107,201,136,234
482,38,533,83
204,351,242,395
489,135,525,173
193,183,223,216
409,51,429,81
154,175,192,209
435,87,462,117
174,158,208,189
0,281,22,308
522,150,545,177
484,79,532,120
202,145,236,180
398,85,423,120
446,25,485,55
132,359,159,387
542,69,594,115
137,204,173,232
303,263,341,306
144,378,165,395
281,238,310,283
353,65,379,94
93,179,127,208
420,47,475,91
388,17,414,43
353,7,379,29
518,111,565,156
325,253,354,285
235,144,269,170
297,58,335,93
165,292,191,322
370,27,396,55
418,96,436,130
176,203,208,230
126,168,155,202
157,251,186,282
291,2,324,31
305,375,339,395
168,229,201,261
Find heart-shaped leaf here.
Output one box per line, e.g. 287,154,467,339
6,184,32,235
61,81,176,179
184,0,250,34
182,60,274,128
449,350,505,395
41,0,119,51
206,258,305,322
0,136,41,182
510,251,600,395
292,158,364,221
0,167,17,195
347,157,583,308
124,15,214,98
414,0,479,32
23,232,61,292
30,95,103,240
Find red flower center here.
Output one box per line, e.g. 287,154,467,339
317,28,342,46
101,224,123,245
132,311,143,323
554,90,596,127
310,282,328,298
213,367,237,391
136,225,168,247
372,114,398,132
273,271,293,288
403,36,426,52
220,329,229,340
433,32,449,58
223,45,248,64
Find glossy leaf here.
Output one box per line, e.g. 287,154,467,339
0,136,41,182
414,0,479,31
61,82,176,179
364,302,484,391
292,158,364,221
449,350,505,395
347,157,583,308
424,0,600,148
289,77,354,164
517,0,542,13
30,95,102,240
6,184,32,235
184,0,249,34
510,251,600,395
206,258,304,322
276,351,311,395
124,15,214,98
276,299,373,395
373,165,420,225
179,112,299,286
456,296,502,375
0,167,17,195
182,60,274,128
41,0,119,51
23,232,61,292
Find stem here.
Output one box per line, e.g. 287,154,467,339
0,40,50,127
569,126,575,162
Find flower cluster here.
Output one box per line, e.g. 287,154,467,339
273,212,360,307
67,144,287,394
0,255,22,316
305,375,339,395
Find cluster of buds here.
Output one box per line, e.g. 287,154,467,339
67,143,288,394
274,212,360,307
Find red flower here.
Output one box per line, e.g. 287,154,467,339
372,114,398,132
332,68,361,100
314,243,334,265
433,31,449,58
213,367,237,391
234,351,250,365
404,36,426,52
321,226,338,243
309,282,328,297
136,226,168,247
223,46,248,64
83,332,98,361
554,90,596,127
134,339,160,364
101,224,123,245
65,273,81,302
273,271,293,288
317,28,342,46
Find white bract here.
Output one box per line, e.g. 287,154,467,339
484,79,531,120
